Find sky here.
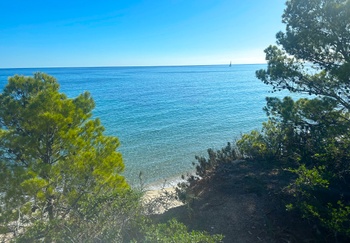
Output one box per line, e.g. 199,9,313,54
0,0,286,68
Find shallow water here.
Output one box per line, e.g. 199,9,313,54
0,65,290,186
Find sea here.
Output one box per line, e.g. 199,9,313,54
0,65,292,187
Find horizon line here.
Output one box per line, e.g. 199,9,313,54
0,62,267,70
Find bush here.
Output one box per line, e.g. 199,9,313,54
138,219,224,243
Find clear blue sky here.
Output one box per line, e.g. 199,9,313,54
0,0,286,68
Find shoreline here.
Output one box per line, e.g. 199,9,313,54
130,169,194,191
139,175,190,214
142,187,183,214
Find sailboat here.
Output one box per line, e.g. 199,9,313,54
229,61,232,67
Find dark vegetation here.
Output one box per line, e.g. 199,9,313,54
164,146,317,242
1,0,349,242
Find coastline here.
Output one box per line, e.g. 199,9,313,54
1,65,267,188
139,174,188,214
143,187,183,214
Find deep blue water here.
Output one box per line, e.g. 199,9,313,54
0,65,286,186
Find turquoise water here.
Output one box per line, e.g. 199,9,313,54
0,65,281,186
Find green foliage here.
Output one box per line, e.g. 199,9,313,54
0,73,128,239
326,201,350,236
291,165,329,190
237,120,283,161
257,0,350,106
176,142,238,205
239,0,350,239
14,190,145,242
194,142,238,178
138,219,224,243
287,165,350,237
238,95,350,161
0,73,222,242
237,130,267,160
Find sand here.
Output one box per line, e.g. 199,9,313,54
142,187,183,214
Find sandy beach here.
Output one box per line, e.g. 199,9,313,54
142,187,183,214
